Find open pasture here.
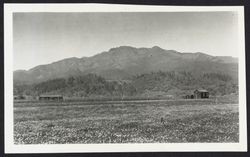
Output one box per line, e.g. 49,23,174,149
14,99,239,144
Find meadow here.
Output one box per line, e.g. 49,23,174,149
14,98,239,144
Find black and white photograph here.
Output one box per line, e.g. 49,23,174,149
4,4,247,153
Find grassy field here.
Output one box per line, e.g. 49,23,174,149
14,98,239,144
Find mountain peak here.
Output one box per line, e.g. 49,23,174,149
109,46,136,51
152,46,162,50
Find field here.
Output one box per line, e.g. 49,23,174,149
14,98,239,144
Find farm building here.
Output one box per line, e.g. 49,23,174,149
184,89,209,99
185,95,194,99
14,95,19,100
194,89,209,99
14,95,25,100
38,95,64,101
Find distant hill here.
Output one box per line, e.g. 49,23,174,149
14,46,238,84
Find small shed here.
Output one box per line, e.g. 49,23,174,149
14,95,25,100
14,95,19,100
194,89,209,99
185,94,194,99
39,95,63,101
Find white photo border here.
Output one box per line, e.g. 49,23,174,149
4,3,247,153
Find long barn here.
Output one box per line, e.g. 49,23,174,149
38,95,63,101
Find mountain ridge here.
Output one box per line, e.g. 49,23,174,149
14,46,238,84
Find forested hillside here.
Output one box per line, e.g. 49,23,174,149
14,71,238,98
132,71,237,97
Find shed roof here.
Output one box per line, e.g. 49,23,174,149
195,89,208,92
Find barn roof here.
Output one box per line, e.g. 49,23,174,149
39,95,63,97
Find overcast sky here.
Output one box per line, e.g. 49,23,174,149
13,12,238,70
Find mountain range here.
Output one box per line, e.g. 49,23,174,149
14,46,238,84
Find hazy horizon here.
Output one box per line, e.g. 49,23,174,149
14,12,239,71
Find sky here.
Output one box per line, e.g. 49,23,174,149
13,12,239,70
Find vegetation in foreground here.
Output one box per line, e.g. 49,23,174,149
14,99,239,144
